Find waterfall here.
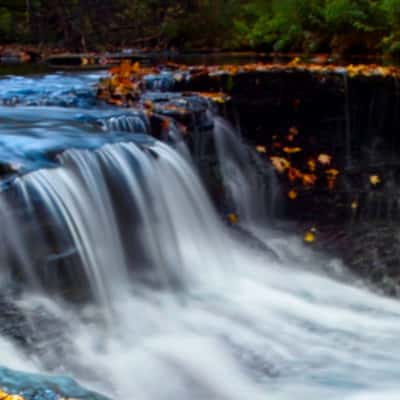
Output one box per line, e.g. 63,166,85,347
99,113,149,134
0,136,399,400
0,72,400,400
212,116,280,226
0,140,235,307
343,71,352,169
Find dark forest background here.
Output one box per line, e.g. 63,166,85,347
1,0,400,55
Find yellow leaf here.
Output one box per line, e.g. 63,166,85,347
325,168,339,177
0,391,8,400
369,175,381,186
307,159,316,172
213,96,226,104
228,213,238,225
131,61,140,73
304,231,316,243
256,145,267,153
318,154,332,165
197,92,229,104
270,157,290,173
288,190,298,200
5,395,24,400
289,57,301,66
283,146,302,154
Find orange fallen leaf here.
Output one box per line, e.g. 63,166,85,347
325,168,340,177
270,157,290,173
318,154,332,165
288,190,298,200
302,174,317,187
131,61,140,73
283,146,302,154
369,175,381,186
307,159,316,172
120,60,132,78
288,167,302,183
256,145,267,153
0,391,8,400
4,396,24,400
109,66,121,75
197,92,229,103
228,213,238,224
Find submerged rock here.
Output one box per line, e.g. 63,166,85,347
308,222,400,297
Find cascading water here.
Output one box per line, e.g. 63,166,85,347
0,72,399,400
212,117,279,226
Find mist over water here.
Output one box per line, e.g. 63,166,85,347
0,73,399,400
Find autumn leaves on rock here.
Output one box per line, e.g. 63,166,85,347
260,126,339,199
0,389,77,400
0,390,23,400
97,60,391,242
98,59,400,108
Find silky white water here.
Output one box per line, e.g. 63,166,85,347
0,140,399,400
213,116,279,225
0,72,399,400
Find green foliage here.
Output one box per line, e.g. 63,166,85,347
234,0,397,55
324,0,366,31
380,0,400,55
0,8,12,39
0,0,397,56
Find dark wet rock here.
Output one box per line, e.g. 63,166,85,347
307,222,400,297
0,292,70,369
145,93,214,132
0,294,34,349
